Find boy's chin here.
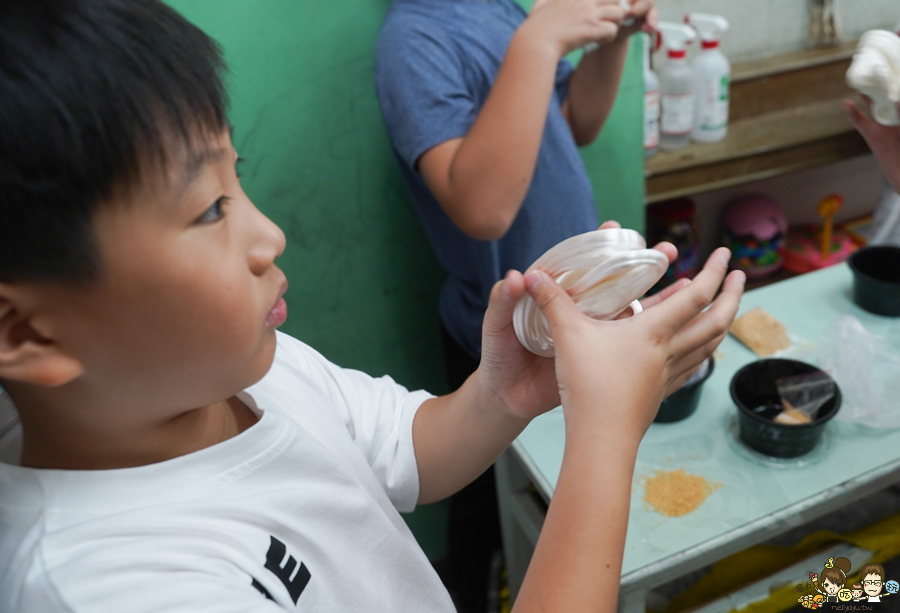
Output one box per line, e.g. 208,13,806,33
244,330,279,384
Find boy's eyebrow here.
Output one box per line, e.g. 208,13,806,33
176,147,230,195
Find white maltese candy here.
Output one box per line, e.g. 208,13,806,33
513,228,668,357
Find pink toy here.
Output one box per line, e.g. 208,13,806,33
722,194,788,279
784,194,857,273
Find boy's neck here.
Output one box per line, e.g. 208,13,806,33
8,386,258,470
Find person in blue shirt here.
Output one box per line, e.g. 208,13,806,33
374,0,656,609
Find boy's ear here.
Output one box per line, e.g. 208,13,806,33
0,286,84,387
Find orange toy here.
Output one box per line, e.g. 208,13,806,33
817,194,843,262
784,194,857,274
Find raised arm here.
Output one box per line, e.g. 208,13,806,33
562,0,657,145
512,249,743,612
417,0,625,241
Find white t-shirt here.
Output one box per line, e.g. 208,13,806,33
0,332,455,613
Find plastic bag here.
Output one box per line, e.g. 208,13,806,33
773,371,835,424
815,315,900,428
870,180,900,247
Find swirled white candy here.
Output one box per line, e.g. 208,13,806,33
846,30,900,126
512,228,668,357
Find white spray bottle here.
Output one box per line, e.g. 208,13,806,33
657,22,696,151
643,32,661,157
687,13,730,143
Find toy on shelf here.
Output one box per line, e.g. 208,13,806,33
647,197,701,292
722,194,788,279
818,194,841,261
784,193,857,274
842,215,874,246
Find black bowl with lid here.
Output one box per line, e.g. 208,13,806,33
654,358,715,423
730,359,841,458
848,245,900,317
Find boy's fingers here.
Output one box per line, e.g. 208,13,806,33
665,319,728,397
628,0,652,18
664,363,701,398
598,220,621,230
652,240,677,264
670,269,744,356
598,5,626,25
641,277,689,310
645,248,732,334
614,278,687,320
669,331,724,387
524,270,582,339
483,270,525,334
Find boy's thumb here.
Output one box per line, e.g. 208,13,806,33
524,270,579,331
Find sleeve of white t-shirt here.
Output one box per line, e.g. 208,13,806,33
17,559,291,613
267,333,432,512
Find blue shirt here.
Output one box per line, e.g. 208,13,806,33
375,0,599,359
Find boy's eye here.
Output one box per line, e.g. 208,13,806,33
195,196,228,225
236,156,245,178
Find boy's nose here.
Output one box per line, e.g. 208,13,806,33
247,203,286,274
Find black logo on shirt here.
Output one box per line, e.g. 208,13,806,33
251,535,311,604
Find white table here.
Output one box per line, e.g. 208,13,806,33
496,264,900,612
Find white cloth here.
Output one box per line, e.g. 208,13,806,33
0,332,454,613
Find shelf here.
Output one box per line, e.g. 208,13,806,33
645,42,871,204
730,41,856,82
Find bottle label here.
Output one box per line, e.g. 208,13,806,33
661,92,695,135
644,89,660,150
698,75,730,131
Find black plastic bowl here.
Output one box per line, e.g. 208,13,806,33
730,359,841,458
848,246,900,317
655,358,715,423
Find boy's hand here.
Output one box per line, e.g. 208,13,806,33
845,98,900,194
596,220,683,321
525,248,743,441
477,221,678,423
617,0,658,39
526,0,627,57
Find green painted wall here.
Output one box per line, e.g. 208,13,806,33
166,0,644,561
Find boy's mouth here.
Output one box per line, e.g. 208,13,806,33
266,281,289,327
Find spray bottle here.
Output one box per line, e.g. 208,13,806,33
657,22,696,151
687,13,730,143
643,32,661,157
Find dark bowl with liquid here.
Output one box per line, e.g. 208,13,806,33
848,246,900,317
654,358,715,423
730,359,841,458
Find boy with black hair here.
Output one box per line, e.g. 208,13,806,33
0,1,743,611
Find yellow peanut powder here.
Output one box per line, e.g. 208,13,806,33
643,468,721,517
